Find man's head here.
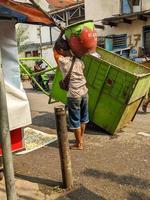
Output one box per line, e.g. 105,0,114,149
54,37,71,56
35,60,43,66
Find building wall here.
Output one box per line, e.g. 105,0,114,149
41,26,52,44
42,47,57,67
18,24,58,65
41,26,60,43
85,0,120,36
19,24,60,45
85,0,150,22
26,25,40,44
85,0,120,21
100,19,150,48
85,0,150,53
142,0,150,10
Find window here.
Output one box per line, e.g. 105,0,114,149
121,0,132,14
25,50,39,57
121,0,141,14
132,0,141,12
25,51,32,57
143,26,150,56
105,34,127,51
132,0,140,6
112,34,127,50
97,36,105,48
33,50,39,57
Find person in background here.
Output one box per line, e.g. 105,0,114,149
53,37,89,150
34,60,47,72
142,89,150,112
32,60,49,91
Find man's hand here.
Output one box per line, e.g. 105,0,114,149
53,49,61,67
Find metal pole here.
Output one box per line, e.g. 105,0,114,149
49,27,53,45
65,9,69,26
0,57,17,199
39,26,43,57
55,106,73,189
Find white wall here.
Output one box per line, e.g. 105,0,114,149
85,0,150,22
42,47,57,67
41,26,51,43
19,24,60,45
85,0,120,21
17,24,40,44
41,26,60,43
142,0,150,11
85,0,120,36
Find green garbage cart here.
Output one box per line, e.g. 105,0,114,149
50,47,150,134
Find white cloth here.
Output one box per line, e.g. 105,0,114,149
0,20,31,130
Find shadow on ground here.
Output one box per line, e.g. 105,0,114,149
17,195,35,200
127,191,150,200
86,122,108,136
83,169,150,189
137,110,150,115
32,111,56,130
15,173,61,188
56,185,106,200
32,112,110,137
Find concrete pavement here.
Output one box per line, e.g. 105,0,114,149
0,81,149,200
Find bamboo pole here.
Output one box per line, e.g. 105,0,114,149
0,53,17,199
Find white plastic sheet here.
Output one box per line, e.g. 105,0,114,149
0,20,31,130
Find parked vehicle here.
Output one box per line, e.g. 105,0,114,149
19,57,56,96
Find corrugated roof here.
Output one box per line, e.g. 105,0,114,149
46,0,83,11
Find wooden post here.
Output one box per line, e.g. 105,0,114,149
0,157,3,180
55,106,73,189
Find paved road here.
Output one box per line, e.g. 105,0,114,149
13,82,150,200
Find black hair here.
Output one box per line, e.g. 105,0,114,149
54,37,70,51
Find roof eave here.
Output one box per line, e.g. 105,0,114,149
102,10,150,26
